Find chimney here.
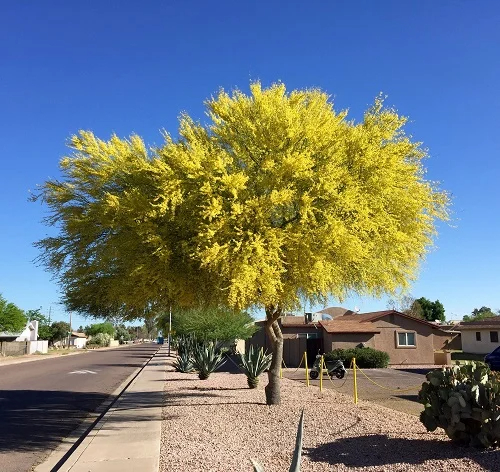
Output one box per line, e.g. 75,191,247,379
304,312,312,324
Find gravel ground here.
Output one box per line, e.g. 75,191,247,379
160,367,500,471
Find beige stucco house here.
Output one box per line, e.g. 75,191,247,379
455,318,500,354
247,308,457,367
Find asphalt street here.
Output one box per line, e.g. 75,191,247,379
0,343,158,472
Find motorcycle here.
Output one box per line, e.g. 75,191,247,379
308,355,346,380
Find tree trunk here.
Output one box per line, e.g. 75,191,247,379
264,306,283,405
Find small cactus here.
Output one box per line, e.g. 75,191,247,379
251,410,304,471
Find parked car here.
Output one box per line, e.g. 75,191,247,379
484,346,500,371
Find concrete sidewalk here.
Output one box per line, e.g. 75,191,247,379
36,346,167,472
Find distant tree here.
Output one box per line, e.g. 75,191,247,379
26,309,52,340
114,325,131,344
77,325,84,332
50,321,71,344
85,322,115,337
463,306,499,322
143,315,157,340
0,294,27,333
165,306,258,342
387,294,424,319
414,297,446,322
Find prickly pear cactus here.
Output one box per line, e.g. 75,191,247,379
418,362,500,448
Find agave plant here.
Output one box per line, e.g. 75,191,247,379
172,350,194,373
251,410,304,471
238,345,272,389
176,334,198,357
191,341,226,380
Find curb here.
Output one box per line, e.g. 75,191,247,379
34,347,161,472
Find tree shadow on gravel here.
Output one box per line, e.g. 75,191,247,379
306,434,500,469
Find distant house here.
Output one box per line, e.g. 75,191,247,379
247,308,457,367
70,332,88,349
0,320,48,355
455,317,500,354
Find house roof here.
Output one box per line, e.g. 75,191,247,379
71,332,87,338
455,318,500,330
280,316,319,328
315,307,354,318
319,320,381,333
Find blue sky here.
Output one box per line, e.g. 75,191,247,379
1,1,499,328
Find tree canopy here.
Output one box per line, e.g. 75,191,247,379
34,82,449,403
0,294,27,333
414,297,446,322
463,306,499,322
50,321,70,343
161,306,257,342
84,322,115,337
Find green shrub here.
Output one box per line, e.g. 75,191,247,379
88,332,112,347
238,345,272,388
418,362,500,447
324,347,389,368
192,341,226,380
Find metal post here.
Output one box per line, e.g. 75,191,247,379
305,351,309,387
353,357,358,404
168,306,172,356
319,355,324,392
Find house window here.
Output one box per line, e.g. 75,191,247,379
476,332,481,342
490,331,499,343
297,333,319,339
397,332,416,347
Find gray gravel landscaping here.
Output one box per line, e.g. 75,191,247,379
160,367,500,471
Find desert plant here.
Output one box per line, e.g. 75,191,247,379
88,332,112,347
173,350,194,373
191,341,226,380
238,345,272,388
251,410,304,471
419,362,500,447
176,334,198,357
324,347,390,368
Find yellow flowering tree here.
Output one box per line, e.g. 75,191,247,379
35,82,449,405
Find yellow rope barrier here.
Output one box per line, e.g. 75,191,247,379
319,355,324,392
324,358,351,389
356,365,422,393
353,357,358,404
305,351,309,387
281,352,305,375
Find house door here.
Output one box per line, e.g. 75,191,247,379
306,337,324,365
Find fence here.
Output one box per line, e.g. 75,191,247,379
280,353,425,404
1,341,28,356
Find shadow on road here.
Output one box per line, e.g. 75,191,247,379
0,389,164,454
0,390,108,454
306,434,500,469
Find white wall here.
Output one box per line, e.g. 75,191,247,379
461,329,500,354
70,338,87,349
28,340,48,354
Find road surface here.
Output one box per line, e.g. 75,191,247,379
0,343,158,472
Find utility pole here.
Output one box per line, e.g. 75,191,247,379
67,312,72,349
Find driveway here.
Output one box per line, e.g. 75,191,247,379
284,367,431,416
